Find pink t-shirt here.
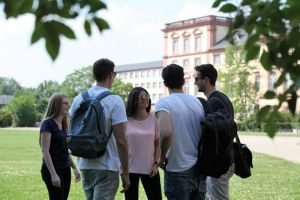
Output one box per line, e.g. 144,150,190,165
126,114,159,175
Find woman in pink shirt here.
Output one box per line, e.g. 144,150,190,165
125,87,162,200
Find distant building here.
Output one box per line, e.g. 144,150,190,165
0,95,13,107
115,61,164,104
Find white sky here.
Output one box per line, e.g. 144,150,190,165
0,0,227,87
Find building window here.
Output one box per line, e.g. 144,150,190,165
173,40,179,54
159,69,162,76
135,83,138,87
147,70,151,78
213,54,221,65
159,82,163,88
141,71,145,78
141,83,145,88
130,72,133,79
184,38,190,53
195,57,201,66
172,60,178,64
183,81,189,93
268,72,276,91
147,82,151,89
135,72,139,79
153,94,157,101
195,36,201,51
153,82,157,88
255,73,260,91
124,73,128,79
183,59,189,68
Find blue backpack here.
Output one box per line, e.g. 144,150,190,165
67,90,113,158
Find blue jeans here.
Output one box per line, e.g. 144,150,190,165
80,169,119,200
206,163,234,200
164,165,206,200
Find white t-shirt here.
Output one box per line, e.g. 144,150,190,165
154,93,204,172
69,85,127,171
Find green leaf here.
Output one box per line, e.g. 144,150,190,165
3,1,18,18
219,3,237,13
52,21,76,39
31,21,43,44
246,45,260,61
260,51,272,71
212,0,224,8
264,120,278,138
245,34,259,50
257,105,271,122
19,0,33,14
93,18,110,32
44,22,60,60
84,20,92,36
274,73,285,87
264,91,276,99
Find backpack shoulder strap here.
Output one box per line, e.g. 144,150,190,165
81,90,90,100
95,91,113,101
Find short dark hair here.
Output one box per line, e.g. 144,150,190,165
162,64,185,89
194,64,218,86
126,87,151,117
93,58,115,82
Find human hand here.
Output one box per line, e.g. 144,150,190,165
120,173,130,193
51,173,61,188
150,162,159,177
73,168,81,182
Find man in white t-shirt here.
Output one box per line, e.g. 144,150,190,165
154,64,206,200
69,58,130,200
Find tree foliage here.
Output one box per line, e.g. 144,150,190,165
0,106,13,127
0,0,109,60
219,45,258,121
0,77,22,95
61,66,133,102
8,94,38,126
111,78,133,104
213,0,300,137
36,80,60,99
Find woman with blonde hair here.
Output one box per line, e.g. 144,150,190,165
40,93,80,200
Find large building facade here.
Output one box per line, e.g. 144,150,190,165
162,15,229,96
116,15,299,112
115,61,164,104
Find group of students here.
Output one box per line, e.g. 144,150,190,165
39,58,235,200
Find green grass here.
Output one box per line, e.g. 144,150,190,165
239,131,300,137
0,129,300,199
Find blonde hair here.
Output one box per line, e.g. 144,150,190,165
39,93,70,146
44,93,70,131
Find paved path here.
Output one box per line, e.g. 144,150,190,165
239,135,300,164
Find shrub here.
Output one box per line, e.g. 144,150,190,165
0,107,13,127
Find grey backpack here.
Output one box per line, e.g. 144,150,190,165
67,90,113,158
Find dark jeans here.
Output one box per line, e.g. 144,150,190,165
164,165,206,200
41,166,71,200
125,173,162,200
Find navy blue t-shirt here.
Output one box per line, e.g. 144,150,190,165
40,118,70,169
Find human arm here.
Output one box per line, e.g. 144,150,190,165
69,155,80,182
41,132,61,188
113,122,130,192
150,118,161,177
155,111,173,168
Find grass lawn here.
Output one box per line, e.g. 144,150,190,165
0,129,300,200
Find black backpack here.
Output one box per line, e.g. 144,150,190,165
67,90,113,159
197,95,235,178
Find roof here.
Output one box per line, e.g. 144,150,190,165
115,60,163,72
209,39,228,50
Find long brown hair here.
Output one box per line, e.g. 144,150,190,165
39,93,70,145
44,93,69,131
